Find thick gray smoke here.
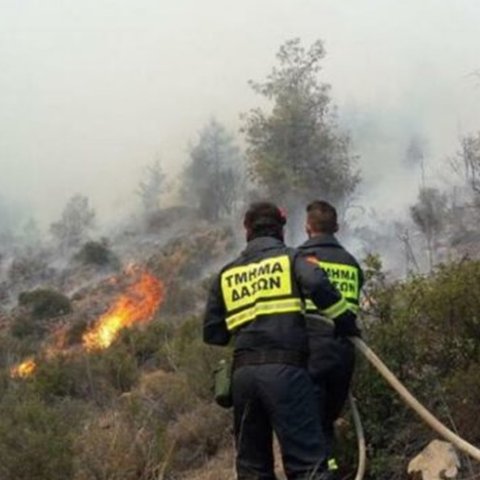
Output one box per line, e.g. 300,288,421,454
1,0,479,275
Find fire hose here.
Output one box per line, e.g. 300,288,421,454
308,314,480,479
350,335,480,463
348,392,366,480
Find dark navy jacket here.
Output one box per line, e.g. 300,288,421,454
298,234,363,337
203,237,348,355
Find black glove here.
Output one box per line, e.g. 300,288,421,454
334,310,361,338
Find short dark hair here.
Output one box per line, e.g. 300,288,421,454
306,200,338,234
244,201,286,240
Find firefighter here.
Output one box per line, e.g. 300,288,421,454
203,201,359,480
298,200,364,476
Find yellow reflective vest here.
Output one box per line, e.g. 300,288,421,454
203,237,350,353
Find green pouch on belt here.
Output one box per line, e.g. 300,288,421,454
214,359,232,408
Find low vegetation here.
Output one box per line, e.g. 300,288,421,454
1,247,479,479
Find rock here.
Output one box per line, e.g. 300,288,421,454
408,440,460,479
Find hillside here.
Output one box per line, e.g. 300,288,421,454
0,216,480,479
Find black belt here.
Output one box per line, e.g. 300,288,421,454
233,349,307,370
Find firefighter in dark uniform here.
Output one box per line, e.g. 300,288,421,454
298,200,364,475
203,202,360,480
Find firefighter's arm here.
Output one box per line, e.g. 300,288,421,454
294,254,360,337
203,274,231,346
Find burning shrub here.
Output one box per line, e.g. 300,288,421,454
74,239,120,269
0,332,38,374
82,270,164,352
18,288,72,320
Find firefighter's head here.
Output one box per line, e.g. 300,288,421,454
243,201,286,242
305,200,338,237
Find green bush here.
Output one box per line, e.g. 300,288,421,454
18,288,72,320
31,343,139,403
10,314,47,339
64,318,89,346
349,257,480,478
74,239,120,269
159,316,231,399
0,391,77,480
11,288,72,339
117,319,174,369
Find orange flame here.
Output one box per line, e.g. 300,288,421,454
82,272,164,351
10,358,37,378
9,269,164,378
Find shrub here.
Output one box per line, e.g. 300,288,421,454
74,239,120,269
10,314,47,339
73,370,197,480
11,288,72,339
135,370,198,422
31,343,139,403
0,391,77,480
165,402,231,473
64,318,89,346
349,257,480,478
18,288,72,320
73,405,167,480
159,316,231,399
116,319,174,369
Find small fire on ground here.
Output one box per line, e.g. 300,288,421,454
83,271,164,351
10,269,164,378
10,358,37,378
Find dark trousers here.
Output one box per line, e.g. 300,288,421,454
309,337,355,458
232,363,328,480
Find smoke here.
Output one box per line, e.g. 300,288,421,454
0,0,479,273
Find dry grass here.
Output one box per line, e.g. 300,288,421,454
178,447,235,480
166,402,231,473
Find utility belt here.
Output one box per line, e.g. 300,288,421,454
233,349,307,371
214,350,307,409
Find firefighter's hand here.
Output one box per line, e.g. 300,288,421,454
334,311,361,338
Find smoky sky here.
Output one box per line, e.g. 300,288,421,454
1,0,479,228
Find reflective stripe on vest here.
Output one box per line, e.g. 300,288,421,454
306,298,359,314
306,260,360,313
226,298,303,331
328,457,339,471
318,296,351,320
220,254,301,331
